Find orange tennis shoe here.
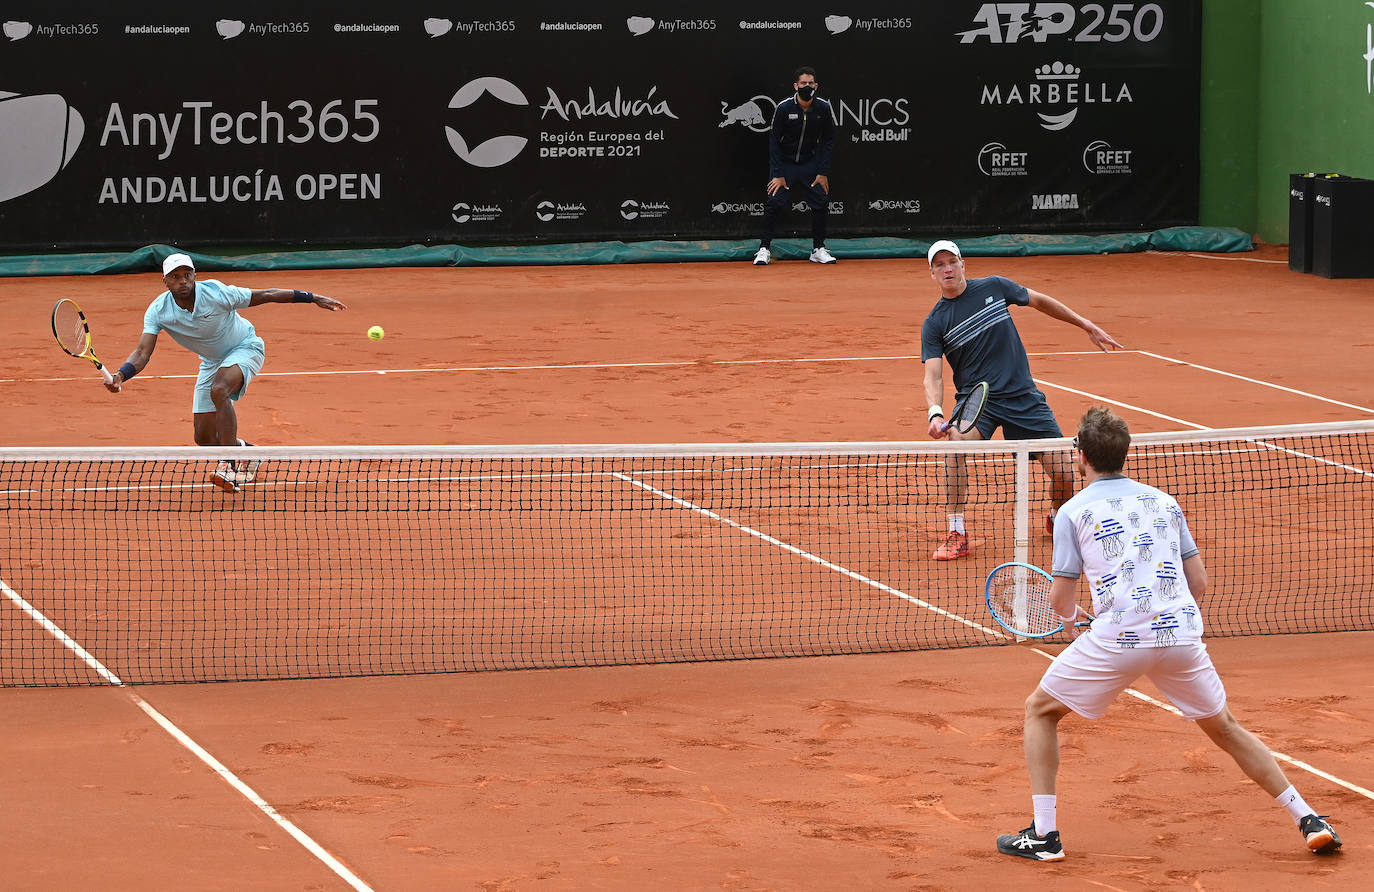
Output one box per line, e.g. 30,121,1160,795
933,530,971,561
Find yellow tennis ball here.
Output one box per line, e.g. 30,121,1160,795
367,325,385,341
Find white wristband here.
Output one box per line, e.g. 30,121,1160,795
1057,612,1079,622
927,405,945,421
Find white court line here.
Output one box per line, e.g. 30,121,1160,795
1150,250,1288,264
1136,350,1374,416
0,577,375,892
1033,379,1209,430
609,470,1012,642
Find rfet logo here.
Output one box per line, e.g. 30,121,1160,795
0,90,84,202
445,77,530,168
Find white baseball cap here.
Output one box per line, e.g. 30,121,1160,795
162,252,195,276
927,240,962,265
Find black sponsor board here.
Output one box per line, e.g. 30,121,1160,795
0,1,1199,250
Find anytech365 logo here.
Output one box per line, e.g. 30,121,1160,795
980,62,1133,131
0,90,84,202
445,77,529,168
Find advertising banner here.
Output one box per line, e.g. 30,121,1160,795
0,1,1200,250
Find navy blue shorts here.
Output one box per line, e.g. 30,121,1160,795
973,388,1063,441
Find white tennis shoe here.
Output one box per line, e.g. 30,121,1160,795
753,246,772,265
210,460,248,493
809,246,837,264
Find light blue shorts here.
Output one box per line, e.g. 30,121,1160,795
193,337,266,414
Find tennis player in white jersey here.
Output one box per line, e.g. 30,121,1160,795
103,252,346,492
996,406,1342,862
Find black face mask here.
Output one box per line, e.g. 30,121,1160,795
796,85,816,101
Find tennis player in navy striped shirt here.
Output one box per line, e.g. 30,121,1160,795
921,240,1123,561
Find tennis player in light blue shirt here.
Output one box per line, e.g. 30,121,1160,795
105,252,347,492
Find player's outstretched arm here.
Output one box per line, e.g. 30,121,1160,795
1026,289,1123,352
248,289,347,311
922,357,950,439
108,333,159,393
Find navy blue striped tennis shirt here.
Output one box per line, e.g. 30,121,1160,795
920,276,1034,399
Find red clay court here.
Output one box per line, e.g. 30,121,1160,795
2,246,1372,889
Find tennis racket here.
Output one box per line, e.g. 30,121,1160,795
985,561,1092,638
941,380,988,434
52,298,115,386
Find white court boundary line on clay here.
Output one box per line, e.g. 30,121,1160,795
11,349,1374,419
0,577,375,892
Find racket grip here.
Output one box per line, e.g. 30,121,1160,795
98,365,115,386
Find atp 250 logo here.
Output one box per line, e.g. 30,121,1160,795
958,3,1166,44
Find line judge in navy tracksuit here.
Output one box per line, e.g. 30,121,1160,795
752,66,838,266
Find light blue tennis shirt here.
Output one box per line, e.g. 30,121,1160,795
143,279,256,362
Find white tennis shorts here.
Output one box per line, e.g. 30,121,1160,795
1039,632,1227,720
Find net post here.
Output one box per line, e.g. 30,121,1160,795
1013,443,1031,638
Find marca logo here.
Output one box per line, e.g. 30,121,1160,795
3,21,33,40
825,15,853,34
0,90,85,202
626,16,655,36
1316,194,1332,207
1082,138,1132,174
791,200,845,213
959,3,1167,44
981,61,1132,131
978,141,1029,176
1032,193,1080,210
445,77,529,168
621,198,669,220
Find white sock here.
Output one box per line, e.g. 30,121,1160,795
1276,785,1314,824
1032,794,1057,836
949,513,965,534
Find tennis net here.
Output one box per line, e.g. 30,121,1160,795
3,420,1372,686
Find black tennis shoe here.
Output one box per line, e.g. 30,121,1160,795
996,824,1064,861
1299,814,1342,854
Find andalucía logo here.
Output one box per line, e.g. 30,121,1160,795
445,77,530,168
0,90,84,202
